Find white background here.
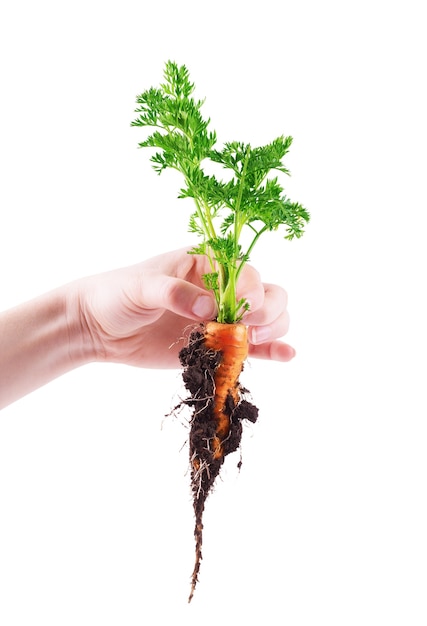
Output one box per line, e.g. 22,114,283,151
1,1,426,624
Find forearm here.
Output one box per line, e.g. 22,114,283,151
0,286,93,409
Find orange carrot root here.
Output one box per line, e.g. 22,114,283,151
203,321,248,459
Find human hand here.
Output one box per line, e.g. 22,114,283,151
68,247,295,369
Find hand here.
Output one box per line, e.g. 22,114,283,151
69,247,295,369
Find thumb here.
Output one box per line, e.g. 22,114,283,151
140,272,217,321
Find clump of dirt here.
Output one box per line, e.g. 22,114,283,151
178,324,258,601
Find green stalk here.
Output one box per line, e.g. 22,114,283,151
216,147,251,324
235,225,268,283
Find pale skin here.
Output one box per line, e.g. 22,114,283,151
0,248,294,410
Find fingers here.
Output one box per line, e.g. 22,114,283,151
237,264,288,323
244,282,290,345
138,271,217,321
238,275,294,362
244,282,288,326
248,309,290,345
247,309,295,363
249,340,296,362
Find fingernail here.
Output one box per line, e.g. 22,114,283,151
192,295,216,319
251,326,271,344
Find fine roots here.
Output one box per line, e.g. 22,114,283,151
178,324,258,602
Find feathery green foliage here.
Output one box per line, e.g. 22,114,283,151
132,61,310,323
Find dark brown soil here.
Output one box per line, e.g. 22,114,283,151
178,324,258,602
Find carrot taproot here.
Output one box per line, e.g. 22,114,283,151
187,320,252,602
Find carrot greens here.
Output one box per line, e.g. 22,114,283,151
131,61,309,324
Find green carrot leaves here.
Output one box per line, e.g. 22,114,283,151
132,60,309,323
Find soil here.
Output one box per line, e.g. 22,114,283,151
178,324,259,601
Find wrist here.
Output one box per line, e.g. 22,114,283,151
63,281,100,367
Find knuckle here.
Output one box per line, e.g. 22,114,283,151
161,276,182,306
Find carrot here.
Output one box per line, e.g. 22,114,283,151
134,61,309,603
